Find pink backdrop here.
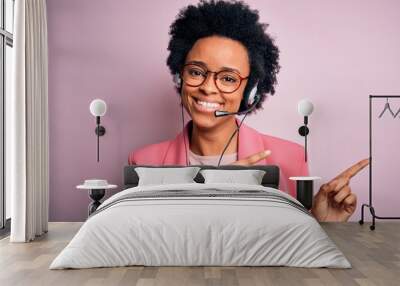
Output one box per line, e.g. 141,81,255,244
47,0,400,221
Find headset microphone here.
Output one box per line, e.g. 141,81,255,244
214,95,260,117
214,94,261,117
214,82,260,117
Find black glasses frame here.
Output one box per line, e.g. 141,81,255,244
180,63,249,94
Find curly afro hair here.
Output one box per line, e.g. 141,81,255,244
166,0,280,114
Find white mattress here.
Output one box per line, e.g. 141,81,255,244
50,183,351,269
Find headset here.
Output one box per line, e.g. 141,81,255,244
173,73,261,166
173,73,260,113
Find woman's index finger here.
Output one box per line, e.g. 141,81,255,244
236,150,271,165
246,150,271,164
335,158,370,180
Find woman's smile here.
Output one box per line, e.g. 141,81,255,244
191,96,224,113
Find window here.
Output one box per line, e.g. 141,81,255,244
0,0,14,232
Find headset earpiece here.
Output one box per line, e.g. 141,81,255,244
246,81,259,107
173,73,182,89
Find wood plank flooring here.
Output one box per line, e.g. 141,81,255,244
0,222,399,286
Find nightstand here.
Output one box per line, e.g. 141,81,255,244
77,180,117,216
289,176,321,210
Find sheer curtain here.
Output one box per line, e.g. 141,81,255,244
8,0,49,242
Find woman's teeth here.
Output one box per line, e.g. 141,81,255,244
196,100,221,110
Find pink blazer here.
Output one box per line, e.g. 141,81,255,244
128,119,309,198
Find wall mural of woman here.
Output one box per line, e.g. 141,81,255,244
128,0,369,222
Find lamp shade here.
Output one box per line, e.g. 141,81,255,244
297,99,314,116
90,99,107,117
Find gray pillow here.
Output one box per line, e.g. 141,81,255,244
200,169,266,185
135,167,201,186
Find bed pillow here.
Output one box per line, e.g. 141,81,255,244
135,167,201,186
200,169,266,185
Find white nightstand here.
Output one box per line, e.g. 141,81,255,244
77,180,117,216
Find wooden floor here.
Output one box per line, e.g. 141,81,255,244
0,222,399,286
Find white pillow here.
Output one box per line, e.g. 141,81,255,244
200,169,266,185
135,167,201,186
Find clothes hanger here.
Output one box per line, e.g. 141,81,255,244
378,97,396,118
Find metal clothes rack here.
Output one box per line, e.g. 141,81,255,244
359,95,400,230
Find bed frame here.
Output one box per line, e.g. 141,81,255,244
123,165,280,189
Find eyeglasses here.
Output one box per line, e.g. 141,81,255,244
181,63,249,93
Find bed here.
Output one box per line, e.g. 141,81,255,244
49,165,351,269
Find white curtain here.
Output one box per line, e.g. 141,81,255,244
8,0,49,242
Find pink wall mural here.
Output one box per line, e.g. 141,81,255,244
47,0,400,221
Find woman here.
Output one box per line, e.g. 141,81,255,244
129,0,369,222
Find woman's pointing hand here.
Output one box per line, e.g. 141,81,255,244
232,150,272,166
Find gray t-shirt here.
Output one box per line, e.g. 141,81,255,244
188,149,237,166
